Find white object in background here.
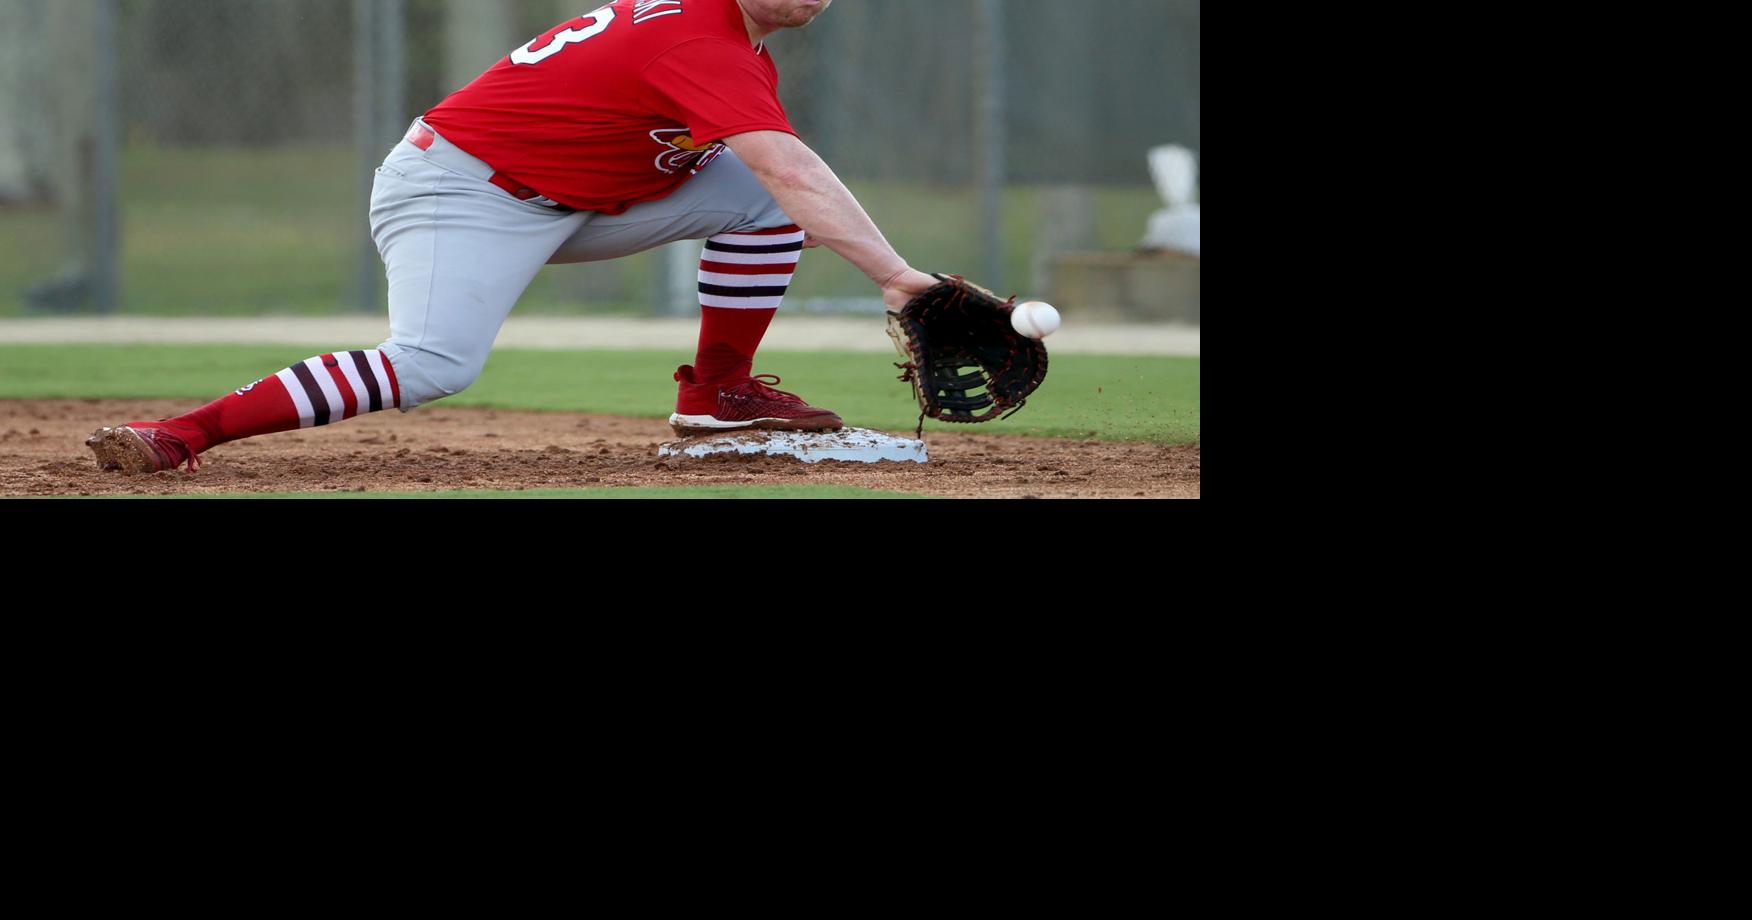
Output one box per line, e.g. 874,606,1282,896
659,429,928,465
1142,145,1201,257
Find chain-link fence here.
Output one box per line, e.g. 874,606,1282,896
0,0,1199,318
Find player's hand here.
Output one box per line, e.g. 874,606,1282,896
802,233,823,250
881,269,939,313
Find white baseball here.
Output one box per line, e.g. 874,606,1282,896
1011,301,1061,339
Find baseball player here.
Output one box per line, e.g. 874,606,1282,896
87,0,939,474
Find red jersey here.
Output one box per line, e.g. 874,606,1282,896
423,0,796,215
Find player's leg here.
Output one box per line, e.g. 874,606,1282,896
546,149,839,435
85,349,403,474
88,125,584,473
369,130,585,415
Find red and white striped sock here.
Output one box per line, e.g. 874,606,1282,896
271,349,402,429
693,224,803,383
147,349,401,456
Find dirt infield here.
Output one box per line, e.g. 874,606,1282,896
0,399,1200,498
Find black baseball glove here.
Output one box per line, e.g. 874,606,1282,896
886,274,1050,435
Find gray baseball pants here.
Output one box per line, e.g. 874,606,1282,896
370,119,795,410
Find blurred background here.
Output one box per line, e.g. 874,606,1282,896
0,0,1200,321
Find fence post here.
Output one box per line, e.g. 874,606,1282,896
93,0,120,313
353,0,380,313
445,0,515,93
380,0,407,140
973,0,1007,291
353,0,405,314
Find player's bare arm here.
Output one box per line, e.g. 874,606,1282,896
723,129,937,311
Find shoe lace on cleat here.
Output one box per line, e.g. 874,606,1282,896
138,426,199,473
740,374,806,406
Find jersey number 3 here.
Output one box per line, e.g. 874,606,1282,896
511,6,617,66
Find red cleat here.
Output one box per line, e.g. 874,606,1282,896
85,423,200,474
669,365,844,437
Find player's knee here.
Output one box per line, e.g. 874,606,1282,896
748,202,796,234
739,187,794,234
378,342,484,411
704,151,795,232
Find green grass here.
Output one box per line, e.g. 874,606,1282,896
76,485,923,499
0,145,1159,316
1,148,358,317
0,345,1199,444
